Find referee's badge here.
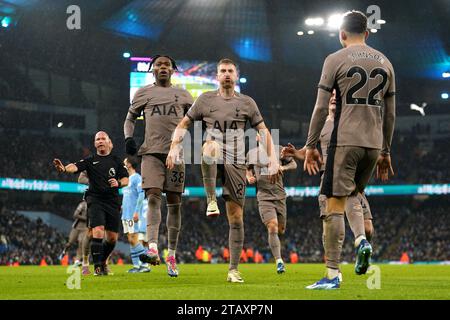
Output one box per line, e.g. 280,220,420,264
108,168,116,177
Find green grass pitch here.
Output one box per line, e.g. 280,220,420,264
1,264,449,300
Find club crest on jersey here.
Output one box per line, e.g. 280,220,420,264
108,168,116,177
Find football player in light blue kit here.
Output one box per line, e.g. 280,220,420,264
122,157,150,273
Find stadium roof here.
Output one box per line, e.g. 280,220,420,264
5,0,449,77
2,0,449,114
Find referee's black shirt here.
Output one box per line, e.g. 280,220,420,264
74,153,128,199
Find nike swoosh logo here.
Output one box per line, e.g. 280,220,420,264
210,109,218,113
93,161,100,165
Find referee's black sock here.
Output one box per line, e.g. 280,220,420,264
102,240,116,264
91,238,103,268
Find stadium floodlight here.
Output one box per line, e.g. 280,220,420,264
57,122,64,128
441,93,449,99
123,52,131,59
305,17,324,26
327,14,343,30
1,16,11,28
376,19,386,24
442,72,450,78
370,29,378,33
307,30,314,35
239,77,247,84
297,31,304,36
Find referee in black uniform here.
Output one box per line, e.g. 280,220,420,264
53,131,129,276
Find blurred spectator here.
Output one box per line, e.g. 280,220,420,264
0,209,127,265
0,131,448,186
0,209,67,265
2,196,448,265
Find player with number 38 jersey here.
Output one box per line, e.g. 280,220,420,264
123,55,194,277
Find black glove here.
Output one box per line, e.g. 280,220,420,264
125,137,137,155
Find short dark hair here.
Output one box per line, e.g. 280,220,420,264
150,55,178,70
125,156,139,170
217,58,237,69
341,10,367,34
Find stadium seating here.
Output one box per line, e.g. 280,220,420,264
1,196,448,265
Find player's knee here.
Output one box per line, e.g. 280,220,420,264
227,210,243,224
92,226,104,238
229,208,242,219
166,192,181,204
324,214,345,241
323,212,344,225
202,141,221,165
326,197,347,214
202,140,220,158
266,220,278,233
226,200,242,219
229,215,242,225
146,188,162,199
147,191,162,206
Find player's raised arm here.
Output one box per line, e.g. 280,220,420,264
124,112,138,155
53,158,79,174
305,90,333,150
281,144,307,162
124,87,147,155
255,122,280,183
280,156,297,173
304,56,335,175
305,96,328,152
166,115,192,169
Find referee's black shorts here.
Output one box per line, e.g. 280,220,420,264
85,195,121,233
